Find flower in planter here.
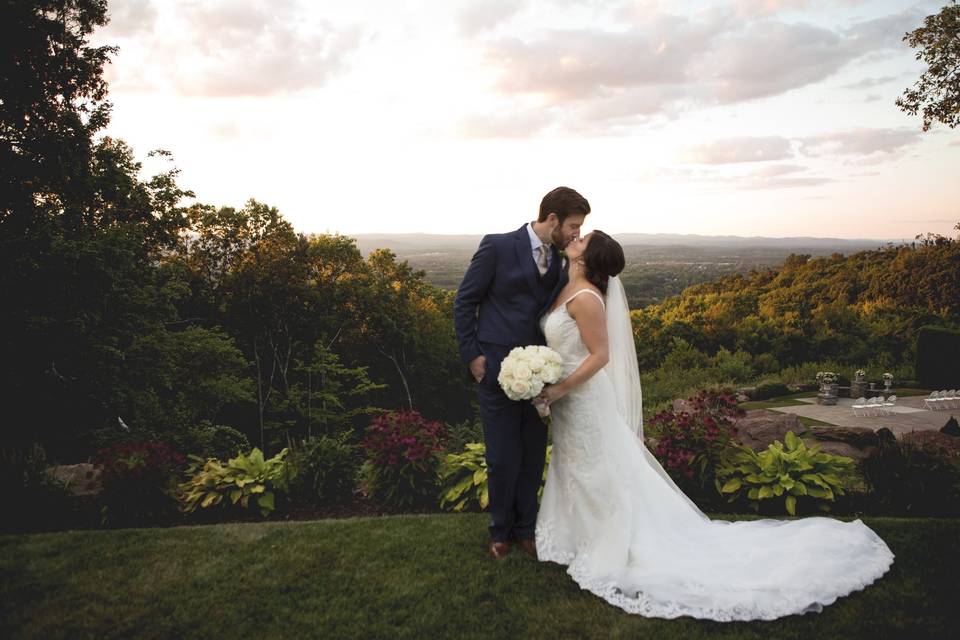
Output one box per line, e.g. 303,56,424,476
882,372,893,381
816,371,838,385
855,369,866,378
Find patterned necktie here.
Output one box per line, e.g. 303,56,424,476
536,244,549,276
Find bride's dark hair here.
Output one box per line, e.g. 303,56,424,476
582,230,625,295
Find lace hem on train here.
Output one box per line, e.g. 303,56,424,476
537,518,894,621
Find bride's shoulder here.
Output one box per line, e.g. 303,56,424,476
565,285,605,315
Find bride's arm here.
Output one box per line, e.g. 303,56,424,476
537,294,608,405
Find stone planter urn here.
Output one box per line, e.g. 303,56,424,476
817,383,839,406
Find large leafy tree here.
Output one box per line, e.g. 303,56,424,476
0,1,197,457
1,0,114,228
897,1,960,131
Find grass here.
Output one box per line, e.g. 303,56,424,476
1,513,958,639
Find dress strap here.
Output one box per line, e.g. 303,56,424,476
561,289,605,310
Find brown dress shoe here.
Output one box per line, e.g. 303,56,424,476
489,540,511,559
517,538,538,559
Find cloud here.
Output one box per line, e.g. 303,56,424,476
458,109,555,138
798,128,920,156
458,0,524,36
685,136,795,164
469,5,921,136
750,163,807,177
171,2,365,96
733,0,811,19
103,0,158,37
99,0,367,97
840,75,899,90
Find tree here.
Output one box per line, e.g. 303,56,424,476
0,0,115,228
897,1,960,131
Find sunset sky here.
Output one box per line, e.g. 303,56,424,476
92,0,959,241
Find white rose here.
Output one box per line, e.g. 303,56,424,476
543,364,563,383
510,379,533,398
514,364,532,380
527,355,545,372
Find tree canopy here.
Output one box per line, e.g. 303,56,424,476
897,1,960,131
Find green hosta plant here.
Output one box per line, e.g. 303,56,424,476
715,431,855,516
179,448,289,518
439,442,551,512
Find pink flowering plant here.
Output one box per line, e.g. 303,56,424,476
360,410,447,508
95,442,186,525
647,389,745,507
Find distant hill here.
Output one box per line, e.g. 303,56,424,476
351,233,903,306
352,232,894,257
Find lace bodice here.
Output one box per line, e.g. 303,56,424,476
540,289,604,378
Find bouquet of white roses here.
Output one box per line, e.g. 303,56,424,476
497,345,564,416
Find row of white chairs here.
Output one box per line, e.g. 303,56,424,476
851,396,897,417
924,390,959,410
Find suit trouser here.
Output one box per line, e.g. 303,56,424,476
476,342,549,543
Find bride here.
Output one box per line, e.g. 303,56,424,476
532,230,894,621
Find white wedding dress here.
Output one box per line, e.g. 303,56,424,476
535,282,894,621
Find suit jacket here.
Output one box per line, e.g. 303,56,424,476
454,224,568,364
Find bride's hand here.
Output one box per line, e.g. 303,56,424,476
537,383,566,406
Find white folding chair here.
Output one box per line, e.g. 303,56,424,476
924,391,941,410
851,397,868,417
881,395,897,415
866,397,882,416
945,390,959,410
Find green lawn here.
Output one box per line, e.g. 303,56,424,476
2,513,958,639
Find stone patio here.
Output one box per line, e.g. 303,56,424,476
769,395,957,437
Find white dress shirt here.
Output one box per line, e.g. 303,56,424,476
526,222,552,271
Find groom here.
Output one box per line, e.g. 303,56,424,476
454,186,590,560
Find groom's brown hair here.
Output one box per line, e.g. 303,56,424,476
538,186,590,224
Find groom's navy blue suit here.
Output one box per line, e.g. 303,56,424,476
454,223,567,543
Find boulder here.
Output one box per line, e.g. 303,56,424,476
900,429,960,462
46,463,101,496
733,410,802,451
808,426,880,462
941,416,960,437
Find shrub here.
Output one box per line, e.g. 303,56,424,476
286,433,360,506
445,418,485,453
2,444,74,532
752,382,791,400
715,431,856,515
186,422,251,461
439,442,552,512
179,448,289,518
860,428,960,516
647,389,744,509
439,442,489,512
712,348,755,383
360,411,446,509
95,442,185,526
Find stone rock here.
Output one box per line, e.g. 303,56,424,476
900,429,960,461
809,426,879,447
941,416,960,437
808,426,879,462
733,410,802,451
46,463,101,496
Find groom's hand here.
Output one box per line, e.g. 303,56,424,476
469,355,486,383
